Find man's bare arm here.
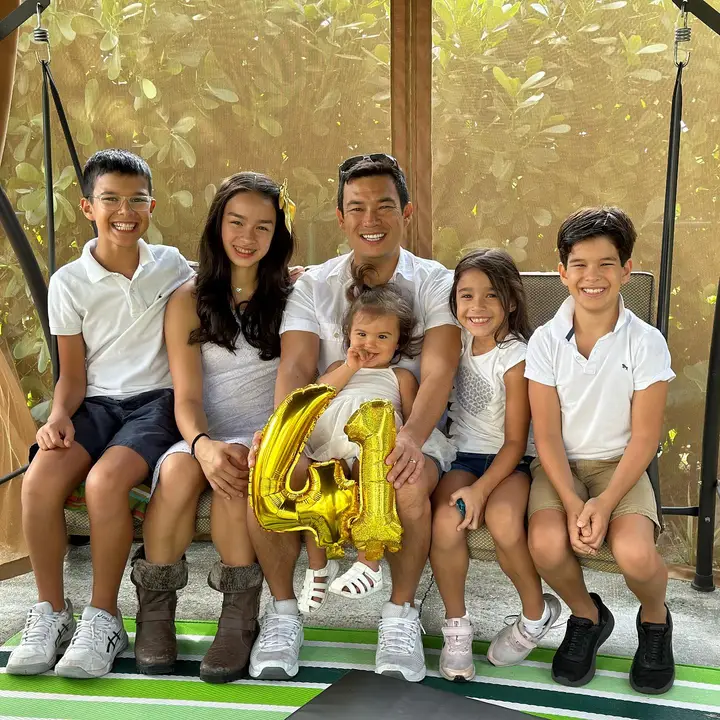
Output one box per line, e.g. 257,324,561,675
274,330,320,407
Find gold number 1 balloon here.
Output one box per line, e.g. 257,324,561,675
249,384,359,559
345,399,403,561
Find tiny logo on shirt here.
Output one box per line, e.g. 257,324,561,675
622,363,629,370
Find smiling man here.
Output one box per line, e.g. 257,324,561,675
247,154,461,683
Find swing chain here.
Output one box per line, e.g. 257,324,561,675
674,1,691,67
32,2,50,64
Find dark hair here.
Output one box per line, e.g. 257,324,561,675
557,206,636,266
450,248,532,344
189,172,294,360
83,149,152,197
337,156,410,214
342,264,422,362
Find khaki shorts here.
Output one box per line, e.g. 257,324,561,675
528,457,661,534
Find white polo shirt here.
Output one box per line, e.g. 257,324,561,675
524,296,675,461
48,238,194,399
280,248,456,378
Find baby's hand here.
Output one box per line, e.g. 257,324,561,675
346,347,366,372
347,347,378,371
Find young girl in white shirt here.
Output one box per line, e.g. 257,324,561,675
431,249,560,682
295,265,455,614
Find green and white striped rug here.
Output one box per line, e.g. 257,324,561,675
2,619,719,720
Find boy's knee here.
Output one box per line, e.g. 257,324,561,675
612,539,662,582
22,476,57,510
21,463,45,499
84,465,127,502
528,516,569,568
22,459,71,508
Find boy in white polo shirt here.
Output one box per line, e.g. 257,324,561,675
525,207,675,695
6,149,193,679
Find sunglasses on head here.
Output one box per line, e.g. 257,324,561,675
338,153,399,177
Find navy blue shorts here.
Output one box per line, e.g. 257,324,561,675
450,451,534,479
29,388,180,473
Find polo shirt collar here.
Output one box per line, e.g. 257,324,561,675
328,247,414,284
81,238,154,284
551,294,629,341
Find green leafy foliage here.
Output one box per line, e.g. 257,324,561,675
430,0,720,564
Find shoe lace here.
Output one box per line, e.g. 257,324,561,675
258,614,302,651
643,625,668,666
564,617,594,658
69,614,114,651
445,630,472,655
378,617,423,656
20,609,57,645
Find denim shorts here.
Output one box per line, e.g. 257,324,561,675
29,388,180,472
450,451,534,479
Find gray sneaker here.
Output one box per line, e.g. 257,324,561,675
249,598,304,680
487,594,562,667
375,602,426,683
439,616,475,681
6,600,76,675
55,606,128,678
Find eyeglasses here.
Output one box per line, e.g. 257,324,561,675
87,194,154,211
338,153,399,177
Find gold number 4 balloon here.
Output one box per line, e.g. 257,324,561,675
249,384,403,560
249,384,357,559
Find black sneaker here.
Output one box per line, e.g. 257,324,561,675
551,593,614,687
629,606,675,695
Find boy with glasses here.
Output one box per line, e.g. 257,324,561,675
6,149,193,679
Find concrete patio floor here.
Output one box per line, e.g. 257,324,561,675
1,541,718,668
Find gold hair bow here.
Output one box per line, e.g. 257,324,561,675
278,178,296,235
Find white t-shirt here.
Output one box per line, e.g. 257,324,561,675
48,238,194,399
280,248,456,379
449,333,535,455
524,295,675,461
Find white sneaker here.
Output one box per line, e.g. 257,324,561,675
5,600,76,675
487,594,562,667
249,598,304,680
439,616,475,682
55,606,128,678
375,602,426,682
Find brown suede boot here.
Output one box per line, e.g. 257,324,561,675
200,561,263,684
130,546,188,675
